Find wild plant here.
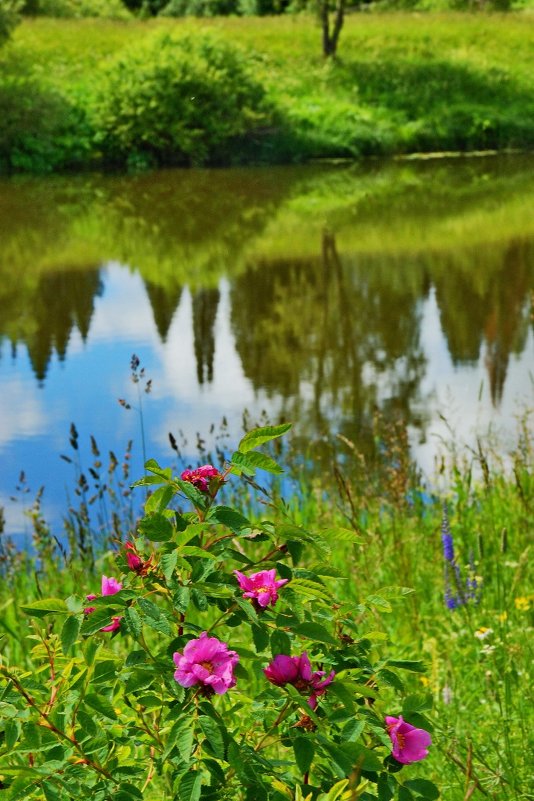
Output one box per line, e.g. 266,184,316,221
0,424,436,801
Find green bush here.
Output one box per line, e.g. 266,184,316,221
0,67,93,172
22,0,130,18
160,0,238,16
0,0,22,46
91,32,275,168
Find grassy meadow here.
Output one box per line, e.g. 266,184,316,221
1,412,532,799
1,12,534,170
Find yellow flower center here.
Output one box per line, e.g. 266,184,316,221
200,661,213,673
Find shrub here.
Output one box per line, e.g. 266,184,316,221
0,425,437,801
160,0,239,16
0,0,22,46
91,32,275,168
22,0,131,18
0,66,93,172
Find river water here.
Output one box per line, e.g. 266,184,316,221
1,155,533,540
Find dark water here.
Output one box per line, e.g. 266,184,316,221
0,155,533,539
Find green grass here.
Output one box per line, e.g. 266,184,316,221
1,12,534,170
1,415,532,798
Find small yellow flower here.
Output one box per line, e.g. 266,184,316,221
474,627,493,640
419,676,430,687
497,611,508,623
514,596,531,612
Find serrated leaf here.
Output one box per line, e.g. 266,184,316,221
209,506,251,533
238,423,291,453
388,659,427,674
289,578,332,602
175,478,207,508
123,606,142,638
181,546,218,560
84,692,117,720
404,779,440,799
179,771,201,801
321,527,364,545
271,628,292,657
198,716,225,760
293,736,314,774
144,459,172,480
251,623,270,652
138,512,173,542
294,621,337,645
5,719,21,750
161,550,179,581
80,608,116,636
165,718,195,762
61,615,80,654
20,598,68,617
230,450,283,476
145,484,175,514
366,595,392,612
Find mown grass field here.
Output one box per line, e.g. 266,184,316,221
1,11,534,170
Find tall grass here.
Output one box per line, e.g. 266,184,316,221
1,408,532,797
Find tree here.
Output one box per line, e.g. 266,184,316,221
0,0,22,47
318,0,346,58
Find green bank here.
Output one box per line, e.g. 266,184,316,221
1,12,534,172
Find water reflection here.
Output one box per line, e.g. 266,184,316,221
0,156,533,535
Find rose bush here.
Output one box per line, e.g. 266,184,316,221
0,424,435,800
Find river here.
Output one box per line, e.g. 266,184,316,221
1,154,533,541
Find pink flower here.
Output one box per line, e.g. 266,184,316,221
125,542,153,576
385,715,432,764
234,569,288,608
180,464,222,493
173,631,239,695
84,575,123,633
264,652,335,709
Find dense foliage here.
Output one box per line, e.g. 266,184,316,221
0,14,533,172
0,424,438,800
0,0,21,46
91,32,275,168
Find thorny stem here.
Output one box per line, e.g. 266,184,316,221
254,700,293,752
1,666,118,784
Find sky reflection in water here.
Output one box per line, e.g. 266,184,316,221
0,156,533,539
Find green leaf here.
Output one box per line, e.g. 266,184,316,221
144,459,172,480
237,423,291,453
123,606,142,638
251,623,270,652
230,450,283,476
161,551,179,581
20,598,68,617
84,692,118,720
138,512,174,542
293,621,337,645
61,615,80,654
181,546,218,560
179,771,201,801
288,578,332,602
175,478,207,508
173,586,190,614
387,659,427,674
144,484,175,514
5,719,21,750
404,779,440,799
80,608,116,636
271,629,292,657
402,693,433,714
198,715,225,760
293,736,314,774
165,717,195,762
366,595,392,613
209,506,251,533
398,788,414,801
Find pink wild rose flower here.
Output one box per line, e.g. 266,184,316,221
125,541,153,576
180,464,222,493
173,632,239,695
264,652,335,709
385,715,432,764
234,569,288,609
84,575,123,632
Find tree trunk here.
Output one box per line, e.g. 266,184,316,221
320,0,345,59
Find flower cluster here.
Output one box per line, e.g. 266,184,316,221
442,504,481,610
180,464,222,493
84,575,122,632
